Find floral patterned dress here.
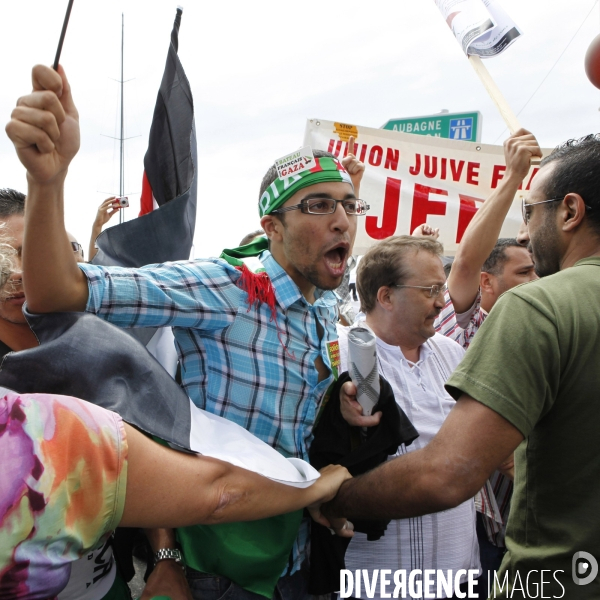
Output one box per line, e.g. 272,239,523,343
0,389,128,600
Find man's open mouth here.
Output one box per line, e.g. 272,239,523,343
323,243,349,276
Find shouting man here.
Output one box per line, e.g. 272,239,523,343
6,64,365,600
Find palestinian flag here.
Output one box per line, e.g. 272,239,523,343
92,7,197,268
0,307,319,596
0,309,319,489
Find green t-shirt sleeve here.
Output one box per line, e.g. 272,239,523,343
445,288,560,437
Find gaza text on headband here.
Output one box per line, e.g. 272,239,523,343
258,147,353,217
221,147,354,271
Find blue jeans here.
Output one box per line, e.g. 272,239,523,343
186,565,311,600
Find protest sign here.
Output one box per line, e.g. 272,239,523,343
436,0,528,142
304,119,551,256
436,0,522,57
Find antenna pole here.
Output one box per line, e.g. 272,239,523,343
119,13,125,223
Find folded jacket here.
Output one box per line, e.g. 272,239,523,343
308,371,419,594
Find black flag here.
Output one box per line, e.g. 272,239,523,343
92,7,197,268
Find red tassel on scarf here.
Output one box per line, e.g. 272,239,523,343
236,264,295,359
237,264,277,315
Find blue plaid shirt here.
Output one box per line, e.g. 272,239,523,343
80,250,338,573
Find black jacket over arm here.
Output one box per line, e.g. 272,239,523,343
308,371,418,594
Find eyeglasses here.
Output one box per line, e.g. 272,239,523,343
521,196,592,224
521,197,562,224
391,283,448,298
271,197,370,216
71,241,84,258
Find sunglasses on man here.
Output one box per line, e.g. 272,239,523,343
521,196,592,224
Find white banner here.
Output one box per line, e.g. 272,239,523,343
304,119,550,256
436,0,522,57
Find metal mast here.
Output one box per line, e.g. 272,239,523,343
119,13,125,223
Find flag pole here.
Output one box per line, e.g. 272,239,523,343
468,55,520,133
468,54,541,164
53,0,75,70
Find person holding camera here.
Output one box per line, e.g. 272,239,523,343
88,197,123,262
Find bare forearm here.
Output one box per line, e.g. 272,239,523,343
126,461,323,529
206,467,325,524
8,64,90,312
121,425,343,529
88,221,102,261
323,447,471,521
24,177,89,312
449,172,522,311
324,396,524,520
145,528,177,552
456,172,522,262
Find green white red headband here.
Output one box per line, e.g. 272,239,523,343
258,149,353,217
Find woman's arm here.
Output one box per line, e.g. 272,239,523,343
120,423,352,530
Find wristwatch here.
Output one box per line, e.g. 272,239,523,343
154,548,184,569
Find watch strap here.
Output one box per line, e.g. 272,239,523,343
154,548,184,567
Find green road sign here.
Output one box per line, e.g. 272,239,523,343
382,111,482,142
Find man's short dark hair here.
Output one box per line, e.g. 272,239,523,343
239,229,264,246
357,236,444,314
258,150,337,202
0,189,25,219
482,238,522,275
540,134,600,234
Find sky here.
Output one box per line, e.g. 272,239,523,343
1,0,599,257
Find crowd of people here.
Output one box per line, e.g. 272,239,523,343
1,61,600,600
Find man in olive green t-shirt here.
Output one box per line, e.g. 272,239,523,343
322,134,600,599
